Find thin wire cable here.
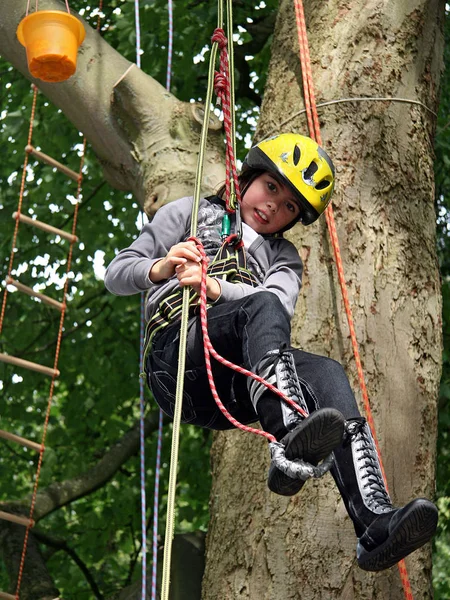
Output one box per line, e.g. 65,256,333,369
139,286,148,600
166,0,173,91
293,1,413,597
150,2,175,597
151,409,163,600
135,0,142,69
265,96,437,139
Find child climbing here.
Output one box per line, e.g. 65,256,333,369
104,133,438,572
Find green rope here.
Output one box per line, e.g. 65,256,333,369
227,0,237,210
160,2,225,599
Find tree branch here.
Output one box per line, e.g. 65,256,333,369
0,0,225,210
33,528,105,600
4,409,167,521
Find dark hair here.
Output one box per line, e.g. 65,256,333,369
215,166,305,234
215,168,265,200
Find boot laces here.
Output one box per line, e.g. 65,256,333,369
347,418,392,511
279,352,304,405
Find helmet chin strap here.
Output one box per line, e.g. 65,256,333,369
240,170,261,200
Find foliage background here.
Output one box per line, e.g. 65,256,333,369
0,0,448,597
434,4,450,598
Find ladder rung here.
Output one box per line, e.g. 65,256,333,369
25,144,80,182
0,510,34,528
0,353,60,378
12,212,78,244
0,429,42,452
6,277,65,312
0,590,16,600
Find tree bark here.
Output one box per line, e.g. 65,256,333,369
203,1,444,598
0,0,445,598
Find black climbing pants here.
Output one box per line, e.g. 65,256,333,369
146,292,361,433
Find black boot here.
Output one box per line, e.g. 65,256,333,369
248,349,345,496
332,417,438,571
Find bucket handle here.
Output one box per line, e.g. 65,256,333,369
26,0,71,17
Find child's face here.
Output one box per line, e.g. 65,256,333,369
240,173,301,234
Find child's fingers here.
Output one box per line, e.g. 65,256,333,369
170,242,202,262
176,262,202,287
169,256,187,266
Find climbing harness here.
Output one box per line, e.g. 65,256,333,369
293,0,413,597
142,226,259,364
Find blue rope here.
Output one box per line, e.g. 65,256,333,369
134,0,173,596
139,292,148,600
151,2,174,599
135,0,142,69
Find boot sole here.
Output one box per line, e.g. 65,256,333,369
268,408,345,496
357,498,438,571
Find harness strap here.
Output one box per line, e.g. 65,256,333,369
142,238,259,366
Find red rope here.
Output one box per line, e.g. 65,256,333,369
188,236,307,445
189,28,308,442
188,28,308,442
212,28,241,212
293,1,413,597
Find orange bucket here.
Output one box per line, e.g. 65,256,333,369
17,10,85,83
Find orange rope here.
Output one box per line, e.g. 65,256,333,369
3,5,102,597
15,139,85,598
293,1,414,598
0,83,85,598
0,85,38,337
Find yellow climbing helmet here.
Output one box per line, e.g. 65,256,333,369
243,133,335,226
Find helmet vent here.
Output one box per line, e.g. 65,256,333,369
293,145,301,166
303,161,318,180
316,179,330,190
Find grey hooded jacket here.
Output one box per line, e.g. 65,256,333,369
104,196,303,322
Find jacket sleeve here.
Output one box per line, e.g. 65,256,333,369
214,240,302,319
104,197,193,296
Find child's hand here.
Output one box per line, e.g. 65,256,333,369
150,241,201,282
176,261,221,301
175,259,203,293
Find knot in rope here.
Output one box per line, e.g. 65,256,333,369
214,72,228,95
211,28,227,50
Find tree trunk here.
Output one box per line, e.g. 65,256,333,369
203,1,444,599
0,0,445,597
